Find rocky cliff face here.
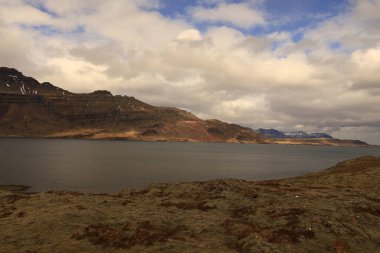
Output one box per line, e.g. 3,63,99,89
0,67,262,142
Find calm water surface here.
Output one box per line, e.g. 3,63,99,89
0,138,379,192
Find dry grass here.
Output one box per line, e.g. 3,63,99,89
305,186,331,190
230,206,256,218
365,195,380,203
160,200,216,211
1,194,30,204
0,207,14,218
263,228,314,244
222,218,258,250
73,221,186,249
266,208,307,218
353,203,380,216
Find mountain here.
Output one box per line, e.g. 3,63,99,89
257,128,286,138
0,67,368,146
282,131,332,139
258,128,332,139
305,133,333,138
257,128,367,146
0,67,262,143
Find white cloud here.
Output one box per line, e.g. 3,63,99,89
350,47,380,92
0,4,50,25
351,47,380,71
0,0,379,144
206,26,244,49
189,2,265,29
177,29,203,41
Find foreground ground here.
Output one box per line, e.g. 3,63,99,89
1,156,379,253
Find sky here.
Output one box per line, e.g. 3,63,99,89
0,0,379,144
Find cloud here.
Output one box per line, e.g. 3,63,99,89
0,0,379,144
189,2,265,29
0,0,52,24
177,29,203,41
350,47,380,93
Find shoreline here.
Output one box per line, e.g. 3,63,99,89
0,135,376,148
0,185,30,193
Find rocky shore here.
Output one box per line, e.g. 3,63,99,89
1,156,379,252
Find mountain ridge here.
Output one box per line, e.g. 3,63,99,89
0,67,262,143
0,67,369,146
257,128,333,139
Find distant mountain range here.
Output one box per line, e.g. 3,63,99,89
257,128,332,139
0,67,368,146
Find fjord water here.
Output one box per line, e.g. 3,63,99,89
0,138,379,192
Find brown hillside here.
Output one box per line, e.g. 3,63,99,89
0,67,262,143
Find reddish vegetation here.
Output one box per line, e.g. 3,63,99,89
223,216,314,248
230,206,256,218
305,186,331,190
353,203,380,216
255,180,286,187
266,208,307,218
222,218,258,247
160,201,215,211
0,207,14,218
332,239,349,253
73,221,186,249
264,228,314,244
365,196,380,203
16,211,26,218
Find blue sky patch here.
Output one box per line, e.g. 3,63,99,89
158,0,349,36
26,0,59,18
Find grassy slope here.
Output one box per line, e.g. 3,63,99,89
0,156,379,253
